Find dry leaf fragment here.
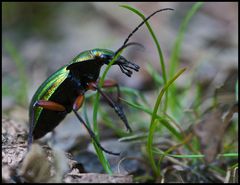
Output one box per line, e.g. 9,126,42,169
193,104,238,163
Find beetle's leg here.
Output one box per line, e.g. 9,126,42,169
28,100,66,150
72,94,85,111
72,95,120,155
88,80,120,103
88,81,132,132
34,100,66,111
100,80,121,104
28,104,36,150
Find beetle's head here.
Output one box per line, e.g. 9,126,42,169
93,44,141,77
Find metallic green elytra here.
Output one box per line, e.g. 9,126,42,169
30,65,68,129
28,8,174,155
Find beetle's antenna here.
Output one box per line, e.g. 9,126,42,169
115,41,144,57
120,42,144,52
115,8,174,55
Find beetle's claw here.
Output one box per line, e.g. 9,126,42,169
125,61,140,72
118,60,140,77
127,125,133,133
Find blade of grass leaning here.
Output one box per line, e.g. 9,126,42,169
119,133,149,142
147,67,186,177
121,98,195,153
157,132,193,169
168,2,203,117
120,4,172,112
120,98,183,141
154,148,238,158
92,49,124,174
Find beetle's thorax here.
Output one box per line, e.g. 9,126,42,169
69,61,102,80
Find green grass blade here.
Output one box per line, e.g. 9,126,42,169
92,48,124,174
82,100,112,174
120,98,183,141
154,149,238,158
118,133,148,142
147,68,186,177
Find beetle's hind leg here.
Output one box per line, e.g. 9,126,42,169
72,95,120,155
28,100,66,151
88,80,132,132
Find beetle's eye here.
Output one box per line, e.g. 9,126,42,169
101,54,110,60
100,55,106,59
100,54,113,63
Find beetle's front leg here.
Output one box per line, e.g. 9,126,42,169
28,100,66,150
88,80,132,132
99,79,121,104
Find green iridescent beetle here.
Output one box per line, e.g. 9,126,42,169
28,8,173,155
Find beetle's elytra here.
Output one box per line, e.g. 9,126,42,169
28,8,174,155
